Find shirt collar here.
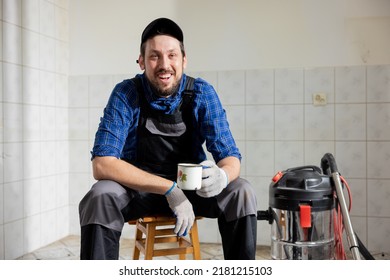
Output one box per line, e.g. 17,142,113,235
140,73,187,114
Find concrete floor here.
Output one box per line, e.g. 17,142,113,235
16,235,272,260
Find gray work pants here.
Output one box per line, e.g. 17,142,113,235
79,177,257,259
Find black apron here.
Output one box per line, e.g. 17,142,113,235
131,76,202,181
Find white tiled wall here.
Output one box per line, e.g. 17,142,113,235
68,65,390,255
1,0,69,259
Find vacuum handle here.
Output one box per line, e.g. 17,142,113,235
321,153,339,175
285,165,322,173
322,153,361,259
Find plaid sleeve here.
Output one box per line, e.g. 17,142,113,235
194,79,241,163
91,80,137,159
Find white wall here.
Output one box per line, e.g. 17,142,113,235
1,0,69,259
69,0,390,75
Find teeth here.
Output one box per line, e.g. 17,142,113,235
159,74,171,79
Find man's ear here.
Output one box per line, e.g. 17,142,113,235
138,55,145,70
183,55,187,69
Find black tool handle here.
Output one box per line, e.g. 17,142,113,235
321,153,339,174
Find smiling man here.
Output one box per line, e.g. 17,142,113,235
79,18,257,260
139,34,185,97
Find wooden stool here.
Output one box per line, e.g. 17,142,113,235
128,216,202,260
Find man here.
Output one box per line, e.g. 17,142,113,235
79,18,257,260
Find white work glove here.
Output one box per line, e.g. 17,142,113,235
197,160,228,198
165,184,195,236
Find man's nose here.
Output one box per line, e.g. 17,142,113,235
158,55,170,69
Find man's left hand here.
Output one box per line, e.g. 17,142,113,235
196,160,228,198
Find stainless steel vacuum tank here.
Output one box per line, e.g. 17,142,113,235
268,166,335,260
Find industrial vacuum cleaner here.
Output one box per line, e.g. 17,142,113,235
257,153,374,260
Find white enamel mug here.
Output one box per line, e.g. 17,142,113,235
177,163,202,190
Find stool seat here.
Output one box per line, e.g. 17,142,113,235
128,216,202,260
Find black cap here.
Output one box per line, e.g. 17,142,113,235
141,18,183,46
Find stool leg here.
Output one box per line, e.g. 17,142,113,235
132,222,142,260
178,237,186,260
190,220,201,260
144,223,156,260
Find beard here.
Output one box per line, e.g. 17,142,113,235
146,70,181,98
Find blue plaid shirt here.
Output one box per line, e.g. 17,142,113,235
91,73,241,164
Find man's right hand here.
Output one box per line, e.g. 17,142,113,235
165,184,195,236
